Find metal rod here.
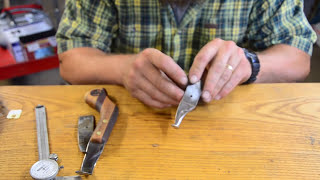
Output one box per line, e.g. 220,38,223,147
35,105,50,160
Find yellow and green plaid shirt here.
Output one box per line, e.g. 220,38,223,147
56,0,316,71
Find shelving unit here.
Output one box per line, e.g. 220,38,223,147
0,48,59,80
0,3,60,80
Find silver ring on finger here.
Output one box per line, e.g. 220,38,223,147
226,64,234,72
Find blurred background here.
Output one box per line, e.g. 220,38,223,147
0,0,65,28
0,0,66,85
0,0,319,85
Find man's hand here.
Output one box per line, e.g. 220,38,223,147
60,45,310,108
121,48,188,108
189,38,252,103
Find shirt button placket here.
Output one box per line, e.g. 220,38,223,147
173,31,181,62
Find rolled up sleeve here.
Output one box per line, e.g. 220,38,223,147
246,0,317,55
56,0,118,54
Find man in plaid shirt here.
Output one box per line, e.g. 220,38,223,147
56,0,316,108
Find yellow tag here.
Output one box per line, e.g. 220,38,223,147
7,110,22,119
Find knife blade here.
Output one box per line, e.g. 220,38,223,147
76,88,119,175
172,81,201,128
77,115,95,153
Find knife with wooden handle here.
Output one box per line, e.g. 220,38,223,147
76,88,119,175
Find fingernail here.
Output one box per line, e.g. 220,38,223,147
202,91,211,102
181,77,188,85
190,75,198,84
215,95,221,100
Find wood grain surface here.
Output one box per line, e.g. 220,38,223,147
0,84,320,179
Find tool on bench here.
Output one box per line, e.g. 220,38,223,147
30,105,80,180
77,115,95,153
76,88,119,175
172,81,201,128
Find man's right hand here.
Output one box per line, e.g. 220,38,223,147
121,48,188,109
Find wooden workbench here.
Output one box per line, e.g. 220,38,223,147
0,84,320,179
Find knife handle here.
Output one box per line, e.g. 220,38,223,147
84,88,116,144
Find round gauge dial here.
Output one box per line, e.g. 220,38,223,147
30,159,59,180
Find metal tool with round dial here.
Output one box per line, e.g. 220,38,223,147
30,105,60,180
30,159,59,180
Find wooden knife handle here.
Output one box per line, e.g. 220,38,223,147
84,88,116,144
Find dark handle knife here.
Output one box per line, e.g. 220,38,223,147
76,88,119,175
85,88,117,144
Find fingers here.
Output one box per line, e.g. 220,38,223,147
215,59,248,100
202,47,242,101
143,48,188,87
131,89,170,109
136,75,179,105
189,39,222,84
216,65,243,99
125,63,174,108
124,48,187,108
125,59,179,107
201,46,232,102
142,61,184,101
190,39,251,103
217,51,251,98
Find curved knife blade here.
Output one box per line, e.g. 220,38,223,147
172,81,201,128
77,115,95,153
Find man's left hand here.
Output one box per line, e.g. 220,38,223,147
189,38,252,103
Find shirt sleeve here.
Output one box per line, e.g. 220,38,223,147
56,0,118,54
246,0,317,55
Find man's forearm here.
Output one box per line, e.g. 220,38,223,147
59,44,311,85
256,44,311,83
59,47,134,85
59,47,188,108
